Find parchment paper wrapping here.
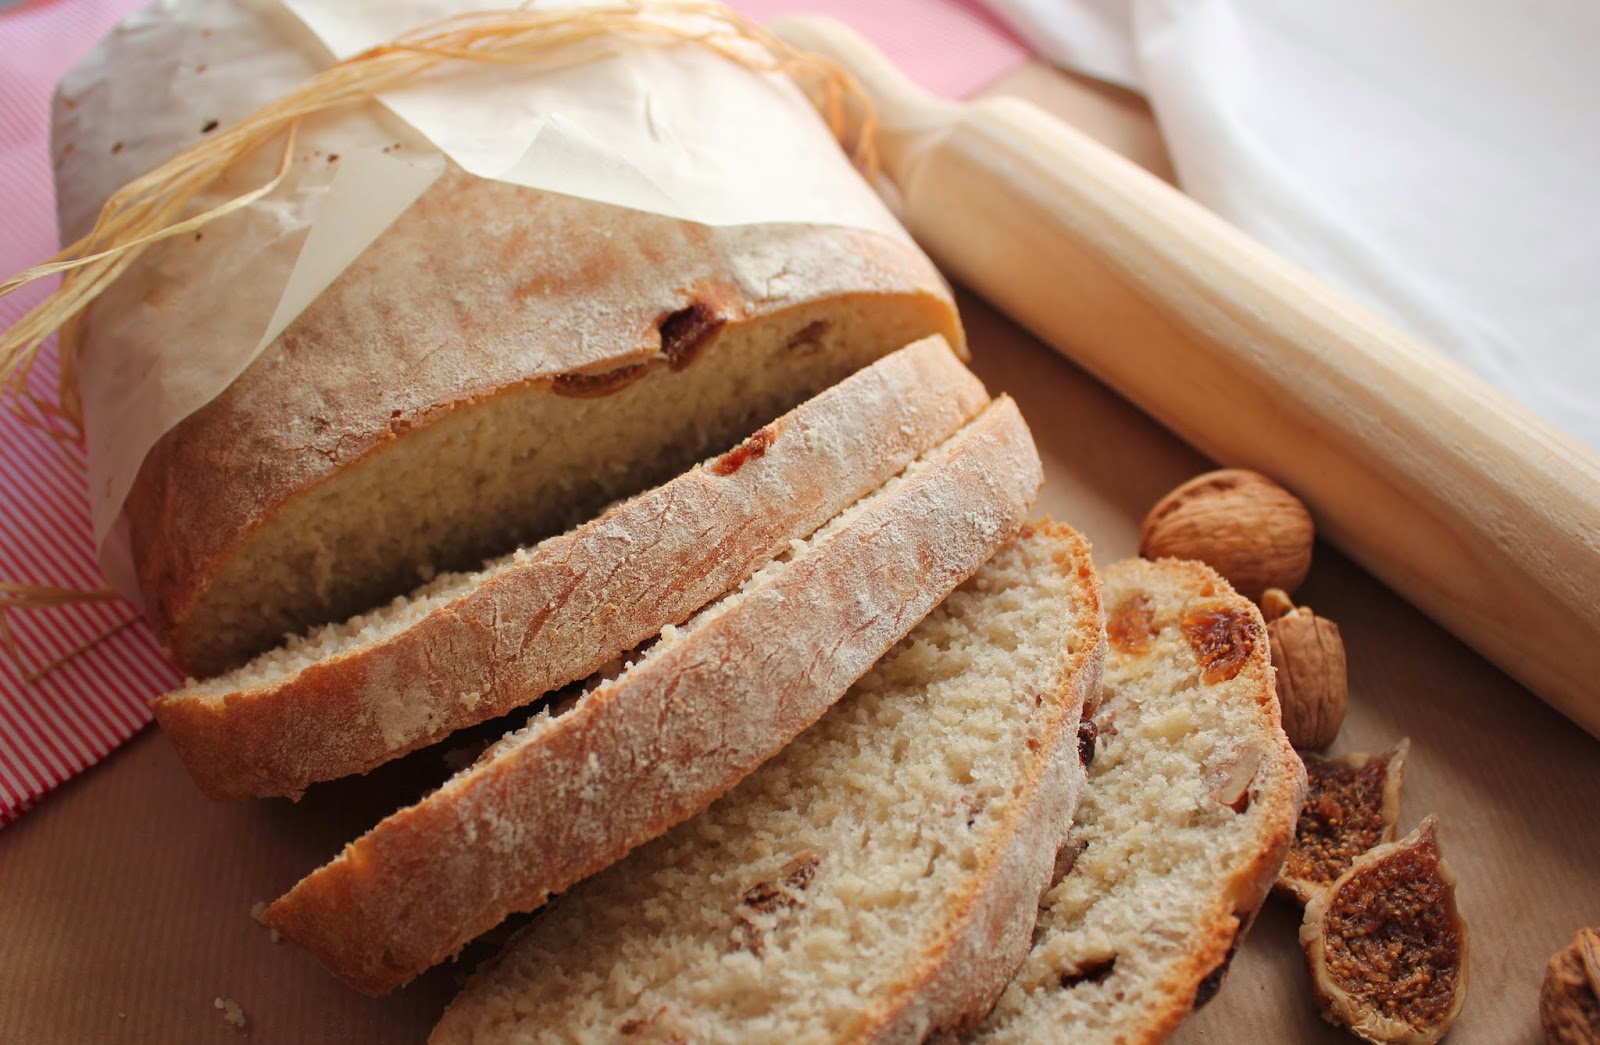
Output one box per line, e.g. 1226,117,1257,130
53,0,911,602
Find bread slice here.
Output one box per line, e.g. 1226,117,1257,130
149,337,988,801
971,558,1306,1043
264,397,1043,995
430,520,1104,1044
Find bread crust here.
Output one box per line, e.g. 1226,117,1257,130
859,522,1106,1042
127,171,960,676
151,337,988,800
972,557,1306,1044
264,398,1043,995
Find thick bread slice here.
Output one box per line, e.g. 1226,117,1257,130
431,521,1105,1045
971,558,1306,1044
149,337,988,801
264,398,1043,996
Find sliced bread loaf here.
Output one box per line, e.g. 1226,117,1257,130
970,557,1306,1043
431,520,1105,1044
150,336,988,801
264,397,1043,996
61,2,961,678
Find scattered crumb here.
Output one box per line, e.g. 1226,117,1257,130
201,119,219,134
249,900,282,943
212,997,247,1030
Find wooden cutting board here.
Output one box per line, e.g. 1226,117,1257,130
0,59,1594,1045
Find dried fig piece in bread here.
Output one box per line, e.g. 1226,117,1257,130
1300,816,1468,1044
1541,927,1600,1044
1277,741,1409,905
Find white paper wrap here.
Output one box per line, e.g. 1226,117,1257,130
53,0,910,600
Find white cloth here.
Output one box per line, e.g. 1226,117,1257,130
981,0,1600,449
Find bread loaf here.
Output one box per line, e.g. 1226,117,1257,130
133,182,959,677
151,337,987,800
431,521,1104,1044
52,0,962,677
970,558,1305,1042
264,397,1042,995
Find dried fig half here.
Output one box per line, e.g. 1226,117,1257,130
1277,741,1409,905
1300,816,1468,1044
1541,927,1600,1044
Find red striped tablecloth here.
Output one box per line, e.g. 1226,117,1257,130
0,0,1027,825
0,0,183,825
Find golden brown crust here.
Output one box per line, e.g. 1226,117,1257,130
859,523,1106,1042
264,398,1042,995
127,171,960,675
150,338,989,800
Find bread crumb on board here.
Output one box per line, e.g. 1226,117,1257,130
249,900,281,943
212,996,247,1030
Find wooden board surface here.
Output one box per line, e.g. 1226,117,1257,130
0,62,1595,1045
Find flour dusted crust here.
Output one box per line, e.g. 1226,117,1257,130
972,558,1306,1044
430,521,1104,1044
149,337,987,800
130,171,959,676
263,398,1041,995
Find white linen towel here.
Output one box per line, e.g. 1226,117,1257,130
983,0,1600,448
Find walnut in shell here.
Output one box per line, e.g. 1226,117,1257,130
1541,927,1600,1044
1300,816,1468,1044
1139,469,1314,602
1263,594,1348,750
1278,741,1410,905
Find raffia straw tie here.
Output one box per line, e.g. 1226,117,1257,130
0,2,880,651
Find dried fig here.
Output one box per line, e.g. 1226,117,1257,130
1278,741,1409,905
1300,816,1468,1044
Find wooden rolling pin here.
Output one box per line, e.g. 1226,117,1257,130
773,16,1600,738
